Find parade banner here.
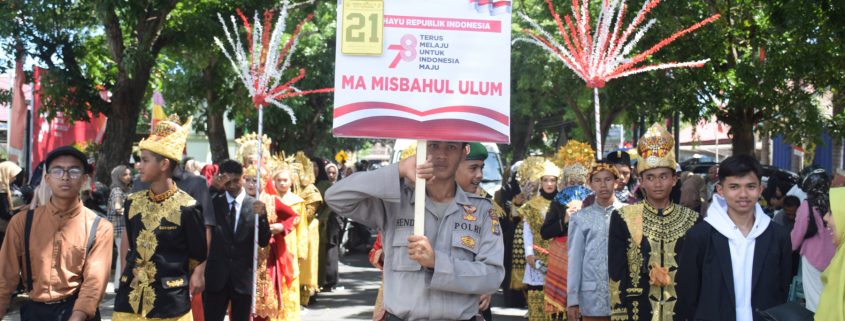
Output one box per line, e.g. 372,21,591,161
333,0,512,144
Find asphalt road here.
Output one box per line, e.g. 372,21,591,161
2,252,527,321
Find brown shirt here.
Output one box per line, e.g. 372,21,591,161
0,199,113,318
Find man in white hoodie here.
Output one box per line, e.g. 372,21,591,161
674,155,792,321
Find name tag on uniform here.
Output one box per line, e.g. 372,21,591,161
159,225,179,231
396,218,415,228
161,276,187,289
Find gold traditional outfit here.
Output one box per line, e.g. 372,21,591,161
254,189,282,319
541,141,595,317
291,152,323,305
113,116,206,321
278,190,305,318
235,133,271,167
237,136,302,321
262,154,307,320
512,157,561,321
608,124,699,321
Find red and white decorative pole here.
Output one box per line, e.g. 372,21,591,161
517,0,720,159
214,0,333,315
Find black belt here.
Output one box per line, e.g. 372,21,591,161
385,312,476,321
34,294,77,305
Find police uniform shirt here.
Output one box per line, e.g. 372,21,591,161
325,163,505,321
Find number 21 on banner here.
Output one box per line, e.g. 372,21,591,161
341,0,384,56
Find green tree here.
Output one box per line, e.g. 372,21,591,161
233,1,339,158
157,0,277,163
653,0,837,156
510,0,687,162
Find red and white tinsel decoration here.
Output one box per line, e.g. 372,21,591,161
516,0,719,158
214,1,332,315
214,0,333,123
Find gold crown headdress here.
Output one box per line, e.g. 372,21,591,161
636,123,677,174
516,156,560,186
235,133,272,166
139,114,192,161
243,166,268,179
267,152,299,174
400,142,417,161
293,151,315,187
556,140,595,184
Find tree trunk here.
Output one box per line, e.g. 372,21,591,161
832,91,845,170
730,120,756,156
94,64,154,183
555,125,568,149
761,133,771,165
510,115,535,165
832,138,843,170
95,92,142,183
568,97,595,148
207,111,229,163
204,60,229,163
93,2,177,183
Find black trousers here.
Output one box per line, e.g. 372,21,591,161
481,306,492,321
20,296,101,321
203,286,252,321
324,212,345,288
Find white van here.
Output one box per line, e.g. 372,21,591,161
390,139,504,196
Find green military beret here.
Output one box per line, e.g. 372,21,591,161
466,142,488,161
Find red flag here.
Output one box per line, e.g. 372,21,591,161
8,48,28,164
31,67,108,169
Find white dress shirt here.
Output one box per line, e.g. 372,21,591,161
226,189,246,233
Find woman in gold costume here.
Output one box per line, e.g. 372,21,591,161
290,152,323,305
270,161,307,319
513,157,561,321
246,165,300,321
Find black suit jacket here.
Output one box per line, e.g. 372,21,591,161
205,192,270,295
675,221,792,321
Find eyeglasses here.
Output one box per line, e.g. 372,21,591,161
48,167,84,180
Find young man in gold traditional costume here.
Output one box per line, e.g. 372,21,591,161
113,116,207,321
608,124,699,321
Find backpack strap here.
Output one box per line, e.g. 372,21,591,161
87,216,101,256
24,209,34,292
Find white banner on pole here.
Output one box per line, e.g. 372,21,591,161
333,0,512,144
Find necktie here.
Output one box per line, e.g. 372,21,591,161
229,200,237,234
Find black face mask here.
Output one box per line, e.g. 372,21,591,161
540,188,557,201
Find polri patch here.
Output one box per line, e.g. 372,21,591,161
461,235,476,249
489,208,501,236
462,204,477,221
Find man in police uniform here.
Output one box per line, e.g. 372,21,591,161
326,141,504,321
454,143,501,321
